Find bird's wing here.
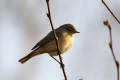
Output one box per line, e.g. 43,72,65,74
31,29,61,51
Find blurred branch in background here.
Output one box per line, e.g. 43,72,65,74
102,0,120,24
46,0,68,80
104,20,120,80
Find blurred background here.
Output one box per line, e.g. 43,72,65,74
0,0,120,80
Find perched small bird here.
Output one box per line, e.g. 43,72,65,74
19,24,79,64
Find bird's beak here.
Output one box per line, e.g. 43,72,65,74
75,31,80,33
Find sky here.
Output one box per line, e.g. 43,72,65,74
0,0,120,80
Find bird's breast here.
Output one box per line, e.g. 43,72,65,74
59,32,75,53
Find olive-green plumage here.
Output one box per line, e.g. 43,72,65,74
19,24,79,64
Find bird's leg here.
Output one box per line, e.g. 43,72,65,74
49,55,61,64
49,55,65,68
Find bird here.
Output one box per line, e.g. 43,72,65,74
19,24,80,64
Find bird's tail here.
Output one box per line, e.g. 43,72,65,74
19,49,44,64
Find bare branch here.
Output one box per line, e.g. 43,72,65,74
102,0,120,24
104,20,120,80
46,0,68,80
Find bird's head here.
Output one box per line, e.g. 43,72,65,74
60,24,80,35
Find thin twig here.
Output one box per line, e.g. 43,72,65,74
46,0,68,80
102,0,120,24
104,20,119,80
